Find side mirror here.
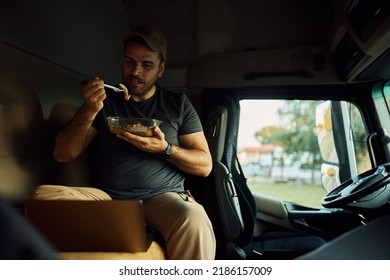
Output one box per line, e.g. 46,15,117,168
315,101,340,193
320,163,341,193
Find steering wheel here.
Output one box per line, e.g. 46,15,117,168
322,163,390,208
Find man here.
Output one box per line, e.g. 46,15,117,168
31,25,216,260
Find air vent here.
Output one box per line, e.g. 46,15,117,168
348,0,389,41
332,32,370,81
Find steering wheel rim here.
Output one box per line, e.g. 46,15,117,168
321,163,390,208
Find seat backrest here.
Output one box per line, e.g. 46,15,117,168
0,76,47,204
202,90,257,255
205,105,228,162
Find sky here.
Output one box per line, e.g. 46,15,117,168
237,100,281,148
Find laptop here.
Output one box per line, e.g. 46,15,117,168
23,199,150,253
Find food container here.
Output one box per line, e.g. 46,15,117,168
106,116,162,137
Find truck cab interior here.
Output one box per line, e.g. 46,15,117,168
1,0,390,260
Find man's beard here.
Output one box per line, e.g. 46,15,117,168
123,74,158,97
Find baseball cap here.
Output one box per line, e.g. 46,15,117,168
121,25,167,62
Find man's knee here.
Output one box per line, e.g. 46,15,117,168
29,185,73,200
28,185,111,200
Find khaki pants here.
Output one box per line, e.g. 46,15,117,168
29,185,216,260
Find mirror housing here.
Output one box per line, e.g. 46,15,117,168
316,101,341,193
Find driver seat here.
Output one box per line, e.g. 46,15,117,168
202,91,326,259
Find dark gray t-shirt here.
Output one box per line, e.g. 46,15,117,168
92,86,203,201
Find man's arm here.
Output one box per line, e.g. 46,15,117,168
168,131,212,177
53,78,105,162
53,105,98,162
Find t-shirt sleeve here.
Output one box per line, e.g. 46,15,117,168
179,95,204,135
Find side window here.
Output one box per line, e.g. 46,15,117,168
237,99,370,208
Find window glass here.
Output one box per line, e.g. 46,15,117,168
238,99,370,208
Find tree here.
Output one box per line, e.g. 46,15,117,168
255,100,322,183
255,125,289,179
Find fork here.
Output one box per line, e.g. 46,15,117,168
103,83,124,92
80,80,124,92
